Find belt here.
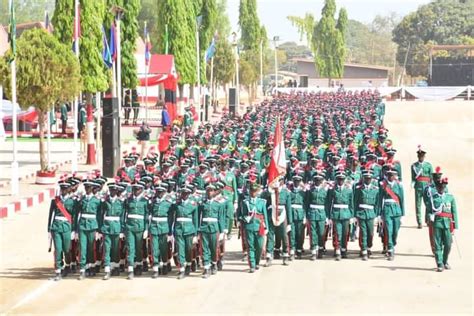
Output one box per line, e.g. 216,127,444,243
310,204,325,210
152,217,168,222
278,205,286,210
202,217,218,222
359,204,374,210
55,216,68,221
128,214,144,219
104,216,120,221
436,212,453,218
333,204,349,209
291,204,303,209
81,213,96,219
384,199,397,203
224,185,234,192
416,176,431,182
176,217,192,222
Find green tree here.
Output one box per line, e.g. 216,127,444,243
312,0,347,85
120,0,140,89
0,29,81,171
239,0,261,51
0,0,55,25
287,13,315,46
393,0,474,77
51,0,73,44
138,0,159,53
198,0,217,84
156,0,196,87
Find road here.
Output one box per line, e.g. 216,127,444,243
0,100,472,314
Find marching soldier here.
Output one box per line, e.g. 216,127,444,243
77,180,102,280
199,185,226,278
173,188,199,279
428,177,458,272
328,171,354,260
240,183,268,273
101,183,126,280
265,177,291,266
353,171,379,260
290,175,306,259
379,168,405,260
149,185,174,278
305,172,330,260
217,160,238,240
411,146,433,228
48,180,77,281
125,181,149,279
424,166,445,254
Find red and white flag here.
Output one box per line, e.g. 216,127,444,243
267,116,287,187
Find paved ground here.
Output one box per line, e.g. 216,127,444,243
0,100,472,314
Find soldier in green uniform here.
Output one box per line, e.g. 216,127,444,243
101,183,126,280
240,183,268,273
125,181,149,280
290,175,307,259
380,169,405,260
428,178,458,272
199,185,226,278
48,181,77,281
173,188,199,279
353,171,379,260
328,171,354,260
265,177,291,266
149,185,174,278
423,166,445,254
305,173,329,260
217,160,238,240
411,146,433,228
183,106,194,131
77,180,102,280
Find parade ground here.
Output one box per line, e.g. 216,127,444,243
0,100,472,315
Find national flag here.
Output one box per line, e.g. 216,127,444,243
7,0,16,62
72,1,81,54
267,116,287,187
102,26,112,68
109,22,117,62
144,22,152,66
205,32,217,62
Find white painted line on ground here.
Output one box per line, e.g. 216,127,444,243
8,281,54,312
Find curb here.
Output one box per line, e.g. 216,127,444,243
0,187,56,219
0,160,72,189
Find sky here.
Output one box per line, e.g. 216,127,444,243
227,0,432,43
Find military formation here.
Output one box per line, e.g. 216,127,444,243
47,90,459,281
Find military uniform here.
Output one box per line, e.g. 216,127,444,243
380,172,404,260
428,181,458,271
77,182,102,279
290,177,306,259
305,176,329,260
328,173,354,260
353,174,379,260
48,182,77,280
240,188,268,272
173,191,199,279
125,184,149,279
411,148,433,227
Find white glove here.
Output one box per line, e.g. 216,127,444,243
119,233,125,239
325,218,331,225
192,236,198,244
286,225,292,233
95,232,102,241
48,232,52,240
223,229,229,234
349,218,356,225
70,232,76,240
264,229,268,236
143,230,149,239
244,216,252,223
303,218,307,225
375,216,382,224
167,235,173,242
219,233,224,241
429,214,435,222
233,202,238,210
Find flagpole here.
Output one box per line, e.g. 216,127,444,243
71,0,79,173
210,56,214,119
196,18,201,124
144,21,148,124
47,110,51,169
10,58,19,196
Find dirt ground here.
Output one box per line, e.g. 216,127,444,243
0,100,472,315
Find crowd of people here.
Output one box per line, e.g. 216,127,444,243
47,90,459,282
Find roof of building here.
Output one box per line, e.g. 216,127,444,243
292,57,391,71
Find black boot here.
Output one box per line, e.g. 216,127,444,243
310,254,317,261
211,263,217,275
296,251,302,260
71,264,77,273
177,271,185,279
54,272,62,281
135,265,142,276
152,270,159,279
143,261,149,272
62,266,70,277
282,257,289,266
217,260,223,271
202,268,210,279
78,270,86,280
191,260,197,272
95,264,100,273
273,250,281,260
342,251,348,259
120,264,125,272
265,258,272,267
185,265,191,276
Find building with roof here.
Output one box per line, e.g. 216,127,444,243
294,58,390,88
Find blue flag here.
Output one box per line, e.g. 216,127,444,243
102,26,112,68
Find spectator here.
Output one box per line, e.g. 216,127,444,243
60,103,68,134
124,90,131,125
132,89,140,125
135,121,151,158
